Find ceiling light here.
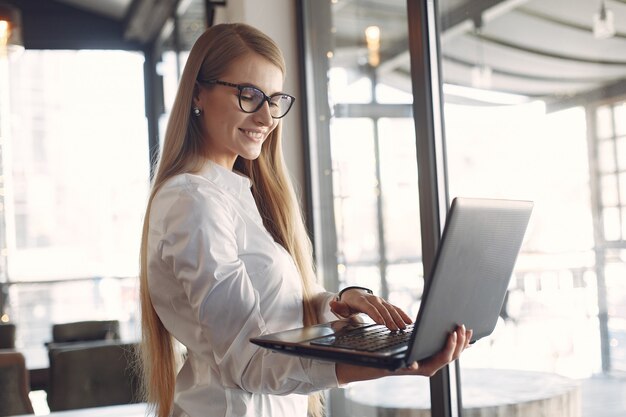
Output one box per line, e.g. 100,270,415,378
593,1,616,39
0,2,23,53
365,25,380,67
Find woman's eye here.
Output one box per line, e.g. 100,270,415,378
240,88,260,102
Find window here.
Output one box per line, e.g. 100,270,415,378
303,0,626,416
2,50,148,368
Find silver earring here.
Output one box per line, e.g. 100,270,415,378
193,107,201,116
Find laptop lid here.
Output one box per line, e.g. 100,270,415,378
405,197,533,363
250,197,533,369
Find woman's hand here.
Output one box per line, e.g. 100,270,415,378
393,325,473,377
335,325,473,384
329,288,412,331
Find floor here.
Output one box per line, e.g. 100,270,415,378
581,373,626,417
27,372,626,416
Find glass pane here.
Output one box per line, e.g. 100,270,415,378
4,50,148,378
606,251,626,371
159,50,179,148
378,118,421,262
439,0,626,416
7,50,149,281
598,139,616,174
601,174,619,207
615,103,626,137
621,172,626,205
304,0,425,414
340,265,381,296
596,105,613,140
8,277,138,369
377,84,413,104
330,118,379,265
386,263,424,317
604,207,621,241
329,68,373,104
617,136,626,169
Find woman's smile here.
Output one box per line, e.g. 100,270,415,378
240,128,266,142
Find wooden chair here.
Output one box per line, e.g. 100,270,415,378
51,320,121,344
0,351,34,416
47,340,141,411
0,323,16,349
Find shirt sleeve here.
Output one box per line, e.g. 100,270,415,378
310,281,342,322
153,183,339,395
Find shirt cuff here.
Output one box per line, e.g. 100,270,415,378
307,359,340,390
317,291,342,321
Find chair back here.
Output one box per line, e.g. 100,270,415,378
0,351,34,416
51,320,120,343
0,324,16,349
47,340,141,411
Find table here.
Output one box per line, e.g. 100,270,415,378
344,368,581,417
13,403,149,417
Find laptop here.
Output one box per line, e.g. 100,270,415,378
251,197,533,370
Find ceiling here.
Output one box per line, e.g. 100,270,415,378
12,0,626,108
56,0,130,20
12,0,209,49
332,0,626,107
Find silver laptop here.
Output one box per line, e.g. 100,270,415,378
251,197,533,370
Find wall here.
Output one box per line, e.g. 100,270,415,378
215,0,308,207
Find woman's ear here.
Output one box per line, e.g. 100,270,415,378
192,82,202,107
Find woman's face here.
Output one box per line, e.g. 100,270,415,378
194,52,284,169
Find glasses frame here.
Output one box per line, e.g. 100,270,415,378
198,79,296,119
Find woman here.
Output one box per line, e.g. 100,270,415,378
139,23,471,417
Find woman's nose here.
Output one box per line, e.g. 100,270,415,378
253,99,273,125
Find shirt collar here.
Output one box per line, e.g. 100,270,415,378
199,160,252,197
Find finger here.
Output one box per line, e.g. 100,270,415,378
364,301,411,331
451,325,466,359
418,331,458,376
369,298,401,330
354,298,386,325
384,302,413,327
329,300,352,318
378,301,409,330
464,329,473,349
387,303,413,324
359,296,411,330
395,305,413,324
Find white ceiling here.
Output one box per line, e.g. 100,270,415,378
51,0,626,106
332,0,626,106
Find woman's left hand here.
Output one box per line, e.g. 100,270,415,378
329,288,413,331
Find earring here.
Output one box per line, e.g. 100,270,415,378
193,107,201,117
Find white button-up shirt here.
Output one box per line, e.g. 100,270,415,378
147,161,339,417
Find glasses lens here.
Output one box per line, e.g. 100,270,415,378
239,86,265,113
269,94,294,118
238,86,294,118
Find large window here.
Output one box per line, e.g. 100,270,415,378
437,0,626,413
303,0,626,416
2,50,149,368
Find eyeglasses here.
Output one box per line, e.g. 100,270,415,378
198,79,295,119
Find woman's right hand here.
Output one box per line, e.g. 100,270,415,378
335,325,472,384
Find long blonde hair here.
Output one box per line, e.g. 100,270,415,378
139,23,324,417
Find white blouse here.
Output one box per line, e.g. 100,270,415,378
147,161,340,417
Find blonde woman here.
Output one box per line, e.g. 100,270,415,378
139,23,471,417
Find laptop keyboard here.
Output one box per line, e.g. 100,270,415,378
310,323,414,352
